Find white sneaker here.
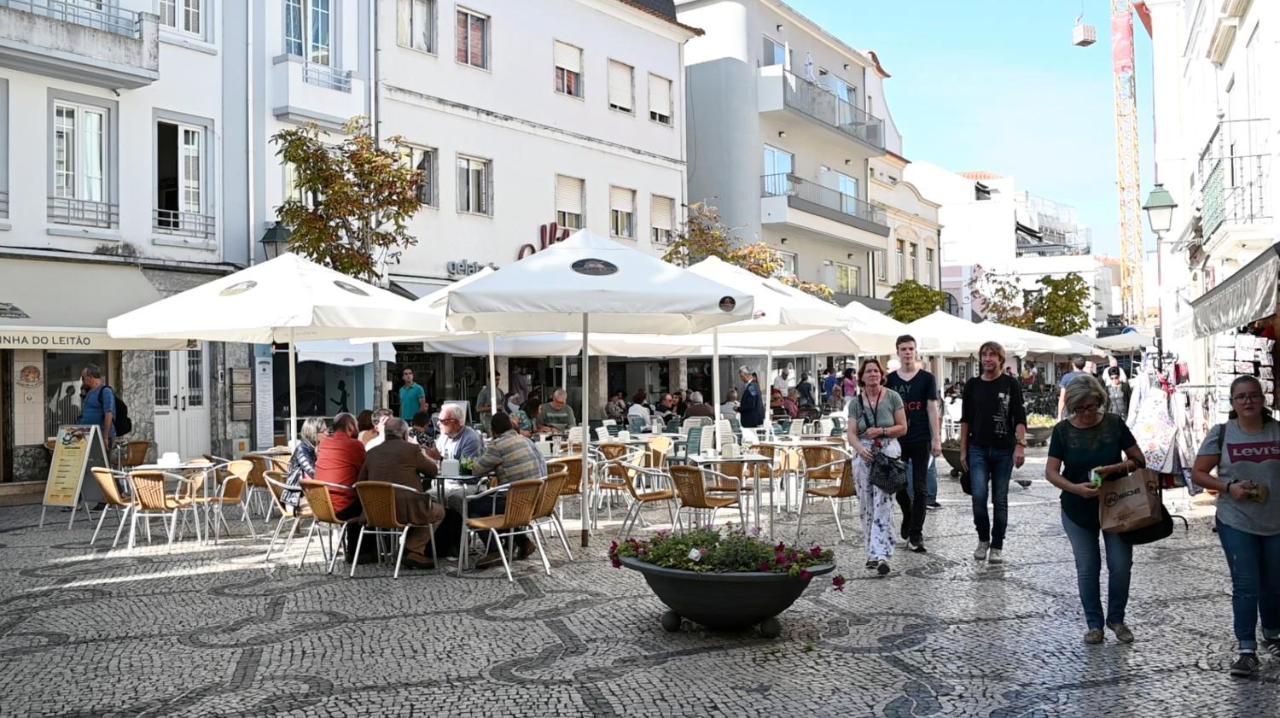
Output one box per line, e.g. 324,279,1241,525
973,541,990,561
988,548,1003,564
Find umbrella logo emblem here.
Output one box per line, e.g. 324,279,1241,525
571,258,617,276
333,280,370,296
719,296,737,312
220,280,257,297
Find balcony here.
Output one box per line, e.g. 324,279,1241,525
272,55,364,131
0,190,8,218
0,0,159,89
760,173,890,243
48,197,118,229
153,209,215,243
1197,119,1272,258
757,66,885,154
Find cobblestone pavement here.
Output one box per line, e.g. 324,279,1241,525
1,449,1277,717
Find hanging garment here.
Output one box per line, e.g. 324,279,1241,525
1129,379,1177,472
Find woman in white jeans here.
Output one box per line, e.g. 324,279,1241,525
848,358,909,576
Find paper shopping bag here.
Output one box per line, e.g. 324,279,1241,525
1099,469,1162,534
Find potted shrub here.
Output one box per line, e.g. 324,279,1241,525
941,439,964,477
1025,414,1056,447
610,527,844,638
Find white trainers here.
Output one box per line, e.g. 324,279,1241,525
988,548,1004,564
973,541,990,561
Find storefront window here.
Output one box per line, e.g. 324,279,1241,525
44,351,106,437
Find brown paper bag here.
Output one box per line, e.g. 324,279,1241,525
1099,469,1162,534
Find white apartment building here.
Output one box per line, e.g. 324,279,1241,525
1147,0,1277,381
676,0,939,311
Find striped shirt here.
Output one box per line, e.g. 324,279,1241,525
472,430,547,485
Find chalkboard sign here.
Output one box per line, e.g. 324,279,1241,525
40,424,109,529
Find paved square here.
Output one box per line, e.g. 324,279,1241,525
1,451,1277,717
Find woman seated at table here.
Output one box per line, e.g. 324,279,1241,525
284,416,326,513
627,391,652,421
769,388,788,418
782,389,801,419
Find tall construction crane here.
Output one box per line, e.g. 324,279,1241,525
1076,2,1146,325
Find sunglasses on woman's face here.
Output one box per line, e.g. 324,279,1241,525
1072,403,1100,415
1232,392,1264,403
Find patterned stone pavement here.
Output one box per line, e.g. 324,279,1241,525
1,449,1277,717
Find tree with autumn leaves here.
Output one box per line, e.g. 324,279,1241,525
662,202,835,302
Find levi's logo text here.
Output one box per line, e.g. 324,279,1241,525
1227,441,1280,464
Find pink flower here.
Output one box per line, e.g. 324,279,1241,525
809,546,824,559
799,569,813,581
832,575,846,592
757,561,772,572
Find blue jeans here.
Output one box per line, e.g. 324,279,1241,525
968,445,1013,549
1216,519,1280,651
1061,511,1133,630
906,456,938,504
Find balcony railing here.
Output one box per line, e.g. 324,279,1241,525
48,197,118,228
153,208,215,241
781,71,884,150
761,173,888,227
1200,154,1270,240
0,0,140,38
0,190,8,217
303,63,352,92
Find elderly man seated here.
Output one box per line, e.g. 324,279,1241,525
682,391,716,420
468,412,548,561
358,418,447,569
426,403,483,461
536,388,577,434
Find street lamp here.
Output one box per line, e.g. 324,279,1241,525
260,222,292,261
1142,184,1179,370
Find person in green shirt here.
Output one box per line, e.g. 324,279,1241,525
537,388,578,434
1045,374,1146,646
398,368,427,423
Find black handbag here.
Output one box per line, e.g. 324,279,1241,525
960,469,973,496
1120,503,1174,545
868,450,907,494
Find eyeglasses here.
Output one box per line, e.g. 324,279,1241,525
1232,393,1264,403
1072,403,1100,415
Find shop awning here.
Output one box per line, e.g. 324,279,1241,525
1191,241,1280,337
0,259,188,350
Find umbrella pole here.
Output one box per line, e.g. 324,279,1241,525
581,313,590,548
487,333,498,417
562,355,568,394
765,349,773,436
288,329,298,445
713,327,721,452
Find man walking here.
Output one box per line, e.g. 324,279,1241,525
738,366,765,428
399,368,427,423
78,364,116,444
960,341,1027,564
477,370,503,424
885,335,941,553
1057,356,1088,420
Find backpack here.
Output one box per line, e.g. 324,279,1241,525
104,385,132,436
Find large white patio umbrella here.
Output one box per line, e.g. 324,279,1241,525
108,252,446,441
905,310,1029,357
840,300,917,355
979,323,1104,360
447,230,754,545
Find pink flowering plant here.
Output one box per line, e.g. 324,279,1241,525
609,527,844,590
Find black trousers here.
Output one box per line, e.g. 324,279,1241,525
336,502,373,563
896,441,931,542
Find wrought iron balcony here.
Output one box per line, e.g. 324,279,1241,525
1197,119,1271,242
0,0,158,88
153,208,216,241
48,197,118,228
761,173,888,229
0,190,8,218
0,0,140,37
303,63,353,93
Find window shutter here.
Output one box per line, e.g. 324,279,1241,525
650,196,673,230
610,186,633,212
556,176,583,215
649,75,671,116
454,11,467,63
608,60,632,110
469,14,486,66
554,41,580,73
397,0,410,46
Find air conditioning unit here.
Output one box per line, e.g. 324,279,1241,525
1073,21,1097,47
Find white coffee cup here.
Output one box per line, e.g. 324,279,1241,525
160,451,181,467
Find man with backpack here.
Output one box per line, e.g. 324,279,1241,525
78,364,118,442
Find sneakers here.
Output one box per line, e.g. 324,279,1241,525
908,540,928,554
1107,623,1134,644
877,560,891,576
973,541,990,561
900,521,910,541
1262,637,1280,657
865,559,878,570
988,548,1004,564
1083,629,1105,645
1230,652,1261,678
926,501,942,511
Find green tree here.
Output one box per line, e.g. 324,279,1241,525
887,279,950,323
273,117,422,279
1025,273,1095,336
967,264,1031,328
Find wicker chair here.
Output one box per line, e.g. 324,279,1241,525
646,435,674,471
244,455,273,522
195,460,255,543
530,465,573,562
121,441,150,470
612,461,678,539
462,478,546,582
89,467,132,549
796,446,855,542
349,481,438,579
593,444,639,524
670,464,744,531
297,479,359,573
126,470,195,549
262,471,313,562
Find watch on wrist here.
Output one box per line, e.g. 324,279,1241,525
1015,439,1027,448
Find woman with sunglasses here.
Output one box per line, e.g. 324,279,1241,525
1193,375,1280,678
1045,375,1146,645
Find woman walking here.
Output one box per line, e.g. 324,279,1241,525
1192,375,1280,678
1044,376,1146,645
848,359,908,576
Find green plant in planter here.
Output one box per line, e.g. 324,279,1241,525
610,527,845,589
459,458,476,475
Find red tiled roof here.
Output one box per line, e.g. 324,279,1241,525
615,0,704,35
866,50,891,79
960,171,1003,180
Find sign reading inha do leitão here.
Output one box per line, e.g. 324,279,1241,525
0,333,96,348
517,222,572,260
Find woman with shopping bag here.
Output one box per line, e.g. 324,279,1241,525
1192,375,1280,679
847,358,908,577
1045,375,1146,645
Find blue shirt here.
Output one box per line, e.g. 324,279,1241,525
437,426,483,460
822,374,839,399
79,385,116,439
398,382,425,422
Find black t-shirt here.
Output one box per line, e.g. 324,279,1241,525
1048,414,1137,529
961,374,1027,449
886,369,937,445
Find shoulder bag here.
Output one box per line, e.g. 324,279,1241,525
861,395,906,494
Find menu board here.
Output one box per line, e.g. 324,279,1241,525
40,424,108,527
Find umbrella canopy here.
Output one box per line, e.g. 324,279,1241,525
905,311,1028,356
686,257,846,332
839,301,916,355
296,340,397,366
977,323,1102,359
1094,332,1154,353
108,252,444,343
446,231,754,333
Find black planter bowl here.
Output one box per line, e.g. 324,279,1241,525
941,446,963,477
619,556,834,637
1026,426,1052,447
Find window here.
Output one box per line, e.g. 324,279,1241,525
456,155,491,215
159,0,202,36
648,74,672,125
925,248,935,285
610,186,635,238
397,0,436,53
874,249,886,281
909,243,918,280
762,36,788,68
44,352,108,439
896,239,906,281
0,79,8,218
776,250,797,278
156,120,206,233
456,8,489,69
555,175,584,229
650,195,674,244
833,170,858,215
285,0,332,65
607,60,633,113
402,146,437,207
762,145,793,194
834,263,860,296
554,41,583,97
53,102,106,203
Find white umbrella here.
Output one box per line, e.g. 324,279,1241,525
1094,332,1154,353
840,300,916,355
108,252,444,441
447,230,754,546
296,340,396,366
905,310,1029,357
